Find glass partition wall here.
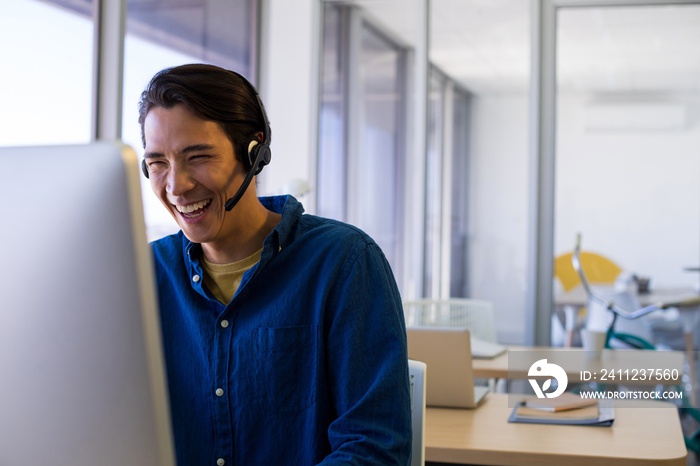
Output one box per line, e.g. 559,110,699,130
424,69,447,299
550,3,700,347
427,0,700,346
318,1,470,299
424,67,471,299
429,0,531,341
318,3,407,279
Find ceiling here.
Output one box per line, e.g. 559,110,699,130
430,0,700,95
46,0,253,72
50,0,700,96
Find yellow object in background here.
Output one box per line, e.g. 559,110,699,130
554,251,622,292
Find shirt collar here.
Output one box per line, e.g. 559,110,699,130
181,194,305,267
259,195,304,261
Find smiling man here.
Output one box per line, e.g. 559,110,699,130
137,64,412,465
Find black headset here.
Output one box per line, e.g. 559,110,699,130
140,71,272,212
245,84,272,175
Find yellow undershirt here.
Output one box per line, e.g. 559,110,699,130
201,248,262,304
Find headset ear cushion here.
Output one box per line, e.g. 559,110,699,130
254,144,271,175
141,159,150,179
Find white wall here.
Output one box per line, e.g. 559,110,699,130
555,93,700,289
468,94,530,344
258,0,320,209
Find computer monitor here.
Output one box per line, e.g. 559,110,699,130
0,142,175,466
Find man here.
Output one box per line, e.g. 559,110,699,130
138,64,412,465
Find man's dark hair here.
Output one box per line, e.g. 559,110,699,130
138,63,271,171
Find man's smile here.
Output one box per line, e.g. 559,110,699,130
174,199,212,218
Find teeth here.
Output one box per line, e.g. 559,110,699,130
176,200,211,214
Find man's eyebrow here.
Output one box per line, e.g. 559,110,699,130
143,151,163,159
143,144,216,159
181,144,216,154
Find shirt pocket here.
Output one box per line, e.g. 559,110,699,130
253,325,319,416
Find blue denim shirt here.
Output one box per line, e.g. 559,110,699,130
151,195,411,465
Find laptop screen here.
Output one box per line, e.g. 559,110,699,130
406,326,489,408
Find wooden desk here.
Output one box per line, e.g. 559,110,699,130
425,394,687,466
472,347,685,387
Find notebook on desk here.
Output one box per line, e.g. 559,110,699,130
406,327,489,408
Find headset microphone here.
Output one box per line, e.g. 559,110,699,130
224,82,272,211
224,139,270,211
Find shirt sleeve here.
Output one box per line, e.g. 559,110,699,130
318,239,412,466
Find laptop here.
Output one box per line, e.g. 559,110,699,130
406,327,489,408
0,143,175,466
471,336,507,359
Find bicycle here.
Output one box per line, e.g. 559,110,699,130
572,233,700,350
572,233,700,454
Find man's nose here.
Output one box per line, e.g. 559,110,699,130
166,167,196,196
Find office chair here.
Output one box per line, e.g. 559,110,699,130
554,249,622,346
403,299,497,343
571,235,666,350
408,359,427,466
584,288,656,350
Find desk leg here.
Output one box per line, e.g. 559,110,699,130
563,305,577,347
494,378,508,393
685,332,696,405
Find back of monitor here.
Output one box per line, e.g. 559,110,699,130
0,142,175,466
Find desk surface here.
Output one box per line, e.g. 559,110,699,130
472,347,685,386
425,394,687,466
555,286,699,309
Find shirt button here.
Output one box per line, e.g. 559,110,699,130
220,320,229,328
215,388,224,397
192,274,201,283
217,459,225,466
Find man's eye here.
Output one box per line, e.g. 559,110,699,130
147,160,167,170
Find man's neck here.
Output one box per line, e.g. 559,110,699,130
201,197,281,264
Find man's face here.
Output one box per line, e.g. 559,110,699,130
143,104,244,246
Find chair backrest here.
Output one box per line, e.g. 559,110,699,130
403,299,497,343
555,251,622,292
408,359,427,466
585,289,655,347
